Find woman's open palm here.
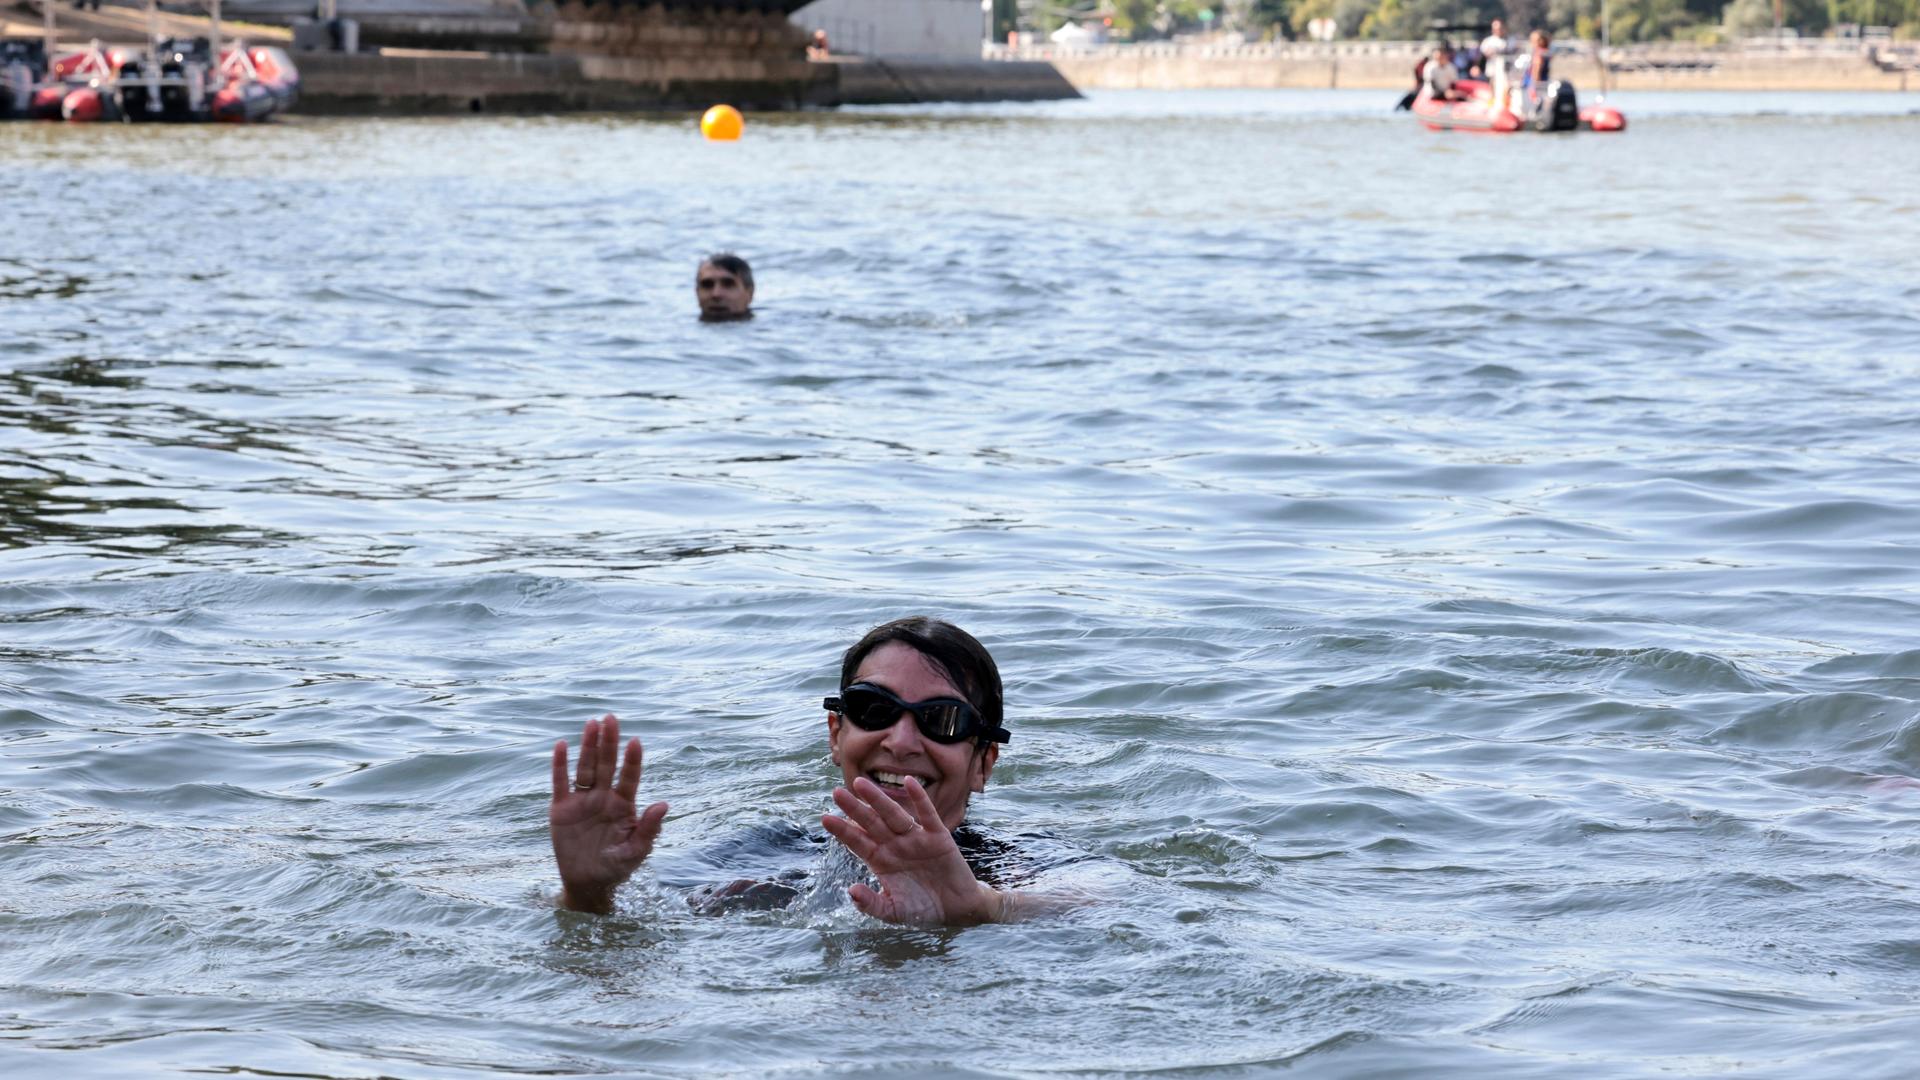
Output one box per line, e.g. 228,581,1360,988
823,776,996,925
549,714,667,913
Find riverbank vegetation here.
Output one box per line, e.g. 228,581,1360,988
1005,0,1919,43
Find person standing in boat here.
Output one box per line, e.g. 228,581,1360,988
547,617,1061,924
1522,30,1553,113
1480,19,1512,114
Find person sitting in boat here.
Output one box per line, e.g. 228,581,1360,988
1422,44,1463,102
1454,41,1480,79
695,253,754,322
548,616,1063,924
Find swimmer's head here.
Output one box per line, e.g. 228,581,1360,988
828,617,1004,831
696,253,754,322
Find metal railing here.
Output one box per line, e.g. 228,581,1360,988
983,37,1902,64
984,39,1432,62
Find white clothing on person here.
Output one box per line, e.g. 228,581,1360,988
1424,59,1459,97
1480,32,1511,112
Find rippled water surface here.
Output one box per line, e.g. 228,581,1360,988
4,89,1920,1078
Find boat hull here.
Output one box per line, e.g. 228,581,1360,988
1411,80,1522,132
1411,78,1625,134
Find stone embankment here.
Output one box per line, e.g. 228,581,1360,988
1000,40,1918,93
2,0,1076,111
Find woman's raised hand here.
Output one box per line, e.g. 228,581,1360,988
823,776,1001,926
549,714,668,914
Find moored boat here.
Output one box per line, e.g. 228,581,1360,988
118,35,215,121
9,0,298,124
211,44,299,122
48,39,126,122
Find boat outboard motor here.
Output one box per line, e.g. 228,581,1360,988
122,36,212,121
1,39,48,119
1531,79,1581,132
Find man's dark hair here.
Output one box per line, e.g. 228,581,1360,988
839,617,1003,744
703,252,754,293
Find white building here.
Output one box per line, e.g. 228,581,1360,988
791,0,985,60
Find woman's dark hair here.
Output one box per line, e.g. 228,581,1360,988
839,617,1003,743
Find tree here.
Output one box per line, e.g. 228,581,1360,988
1109,0,1158,35
1827,0,1918,27
994,0,1020,39
1246,0,1295,35
1505,0,1550,32
1721,0,1833,33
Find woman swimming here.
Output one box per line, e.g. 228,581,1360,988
548,616,1051,924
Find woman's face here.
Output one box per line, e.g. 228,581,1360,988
827,641,998,832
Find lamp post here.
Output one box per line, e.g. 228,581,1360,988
1600,0,1610,93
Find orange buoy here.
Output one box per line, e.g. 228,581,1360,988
700,104,743,141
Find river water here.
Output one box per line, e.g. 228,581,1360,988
3,89,1919,1078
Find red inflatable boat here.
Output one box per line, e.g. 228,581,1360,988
43,40,127,122
1410,77,1626,134
4,0,297,125
114,38,299,123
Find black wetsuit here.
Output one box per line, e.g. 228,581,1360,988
653,818,1083,915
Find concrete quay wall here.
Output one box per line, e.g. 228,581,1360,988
1035,46,1914,93
830,58,1077,103
295,50,826,112
289,0,1078,111
1049,52,1408,90
1607,56,1911,91
544,1,814,88
294,52,1074,112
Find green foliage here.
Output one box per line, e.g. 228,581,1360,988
1111,0,1914,38
1105,0,1242,37
1284,0,1373,35
1246,0,1295,33
1828,0,1917,26
1351,0,1505,38
1359,0,1447,37
1551,0,1695,37
1720,0,1833,33
1288,0,1333,33
1720,0,1771,32
1108,0,1158,34
1611,0,1695,38
1333,0,1379,34
1550,0,1597,33
994,0,1021,39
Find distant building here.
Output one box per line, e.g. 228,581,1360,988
790,0,985,60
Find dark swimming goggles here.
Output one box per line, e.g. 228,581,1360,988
824,682,1010,746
